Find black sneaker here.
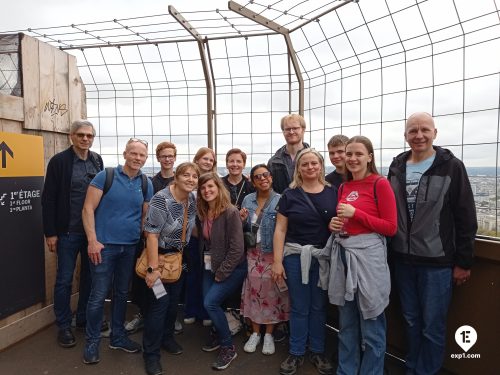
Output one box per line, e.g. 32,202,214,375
280,354,304,375
82,342,100,364
274,325,287,343
109,337,142,353
309,352,334,375
162,338,183,355
144,359,163,375
202,330,220,352
212,345,237,370
57,328,76,348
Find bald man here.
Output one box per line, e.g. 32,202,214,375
82,139,153,365
387,112,477,375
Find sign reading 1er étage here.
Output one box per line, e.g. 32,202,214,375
0,132,45,319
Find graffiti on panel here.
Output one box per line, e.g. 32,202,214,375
43,98,68,122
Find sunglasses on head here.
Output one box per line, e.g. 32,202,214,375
128,138,148,146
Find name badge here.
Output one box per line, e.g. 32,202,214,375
204,253,211,271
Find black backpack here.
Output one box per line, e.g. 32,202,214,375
102,167,148,200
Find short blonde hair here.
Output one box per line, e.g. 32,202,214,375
280,114,306,131
290,148,328,189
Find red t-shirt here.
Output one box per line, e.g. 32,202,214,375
338,174,397,236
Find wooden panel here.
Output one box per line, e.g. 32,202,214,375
39,41,55,132
0,94,24,122
0,119,22,133
68,54,83,123
54,49,70,133
21,35,40,130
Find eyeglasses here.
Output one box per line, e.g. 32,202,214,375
282,126,302,134
158,155,175,160
253,171,271,180
74,133,94,139
128,138,148,146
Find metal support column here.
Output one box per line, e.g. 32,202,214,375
169,6,215,150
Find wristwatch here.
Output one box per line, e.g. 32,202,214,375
147,266,158,274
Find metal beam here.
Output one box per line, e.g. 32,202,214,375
228,1,304,116
168,5,203,42
169,6,215,149
284,33,304,116
228,1,289,34
289,0,357,33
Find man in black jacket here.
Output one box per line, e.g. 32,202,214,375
268,114,309,193
42,120,103,348
388,112,477,375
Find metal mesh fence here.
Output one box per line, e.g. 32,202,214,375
2,0,500,236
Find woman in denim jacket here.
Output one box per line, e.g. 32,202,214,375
239,164,290,356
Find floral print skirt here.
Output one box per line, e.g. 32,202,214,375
240,246,290,324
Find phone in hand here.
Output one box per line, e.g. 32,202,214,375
276,277,288,292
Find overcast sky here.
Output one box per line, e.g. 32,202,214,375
2,0,229,31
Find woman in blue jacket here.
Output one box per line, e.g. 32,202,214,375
240,164,290,356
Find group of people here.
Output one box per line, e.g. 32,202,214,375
42,111,477,375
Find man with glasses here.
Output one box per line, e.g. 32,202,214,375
151,141,177,192
81,138,153,365
42,120,103,348
268,114,309,193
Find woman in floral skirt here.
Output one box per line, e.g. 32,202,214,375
240,164,290,355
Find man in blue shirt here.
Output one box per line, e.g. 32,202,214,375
42,120,103,348
81,138,153,365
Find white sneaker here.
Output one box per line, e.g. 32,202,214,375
183,317,196,324
262,333,275,355
174,319,183,334
125,313,143,333
243,332,261,353
202,319,213,327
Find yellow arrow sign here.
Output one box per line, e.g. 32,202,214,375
0,132,44,177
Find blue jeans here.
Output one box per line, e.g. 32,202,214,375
85,244,136,345
394,261,453,375
184,237,209,320
203,261,247,347
337,296,387,375
54,233,91,329
143,274,185,362
283,254,327,356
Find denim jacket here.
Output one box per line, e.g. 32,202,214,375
241,192,280,253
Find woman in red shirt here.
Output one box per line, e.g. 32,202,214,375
329,136,397,375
